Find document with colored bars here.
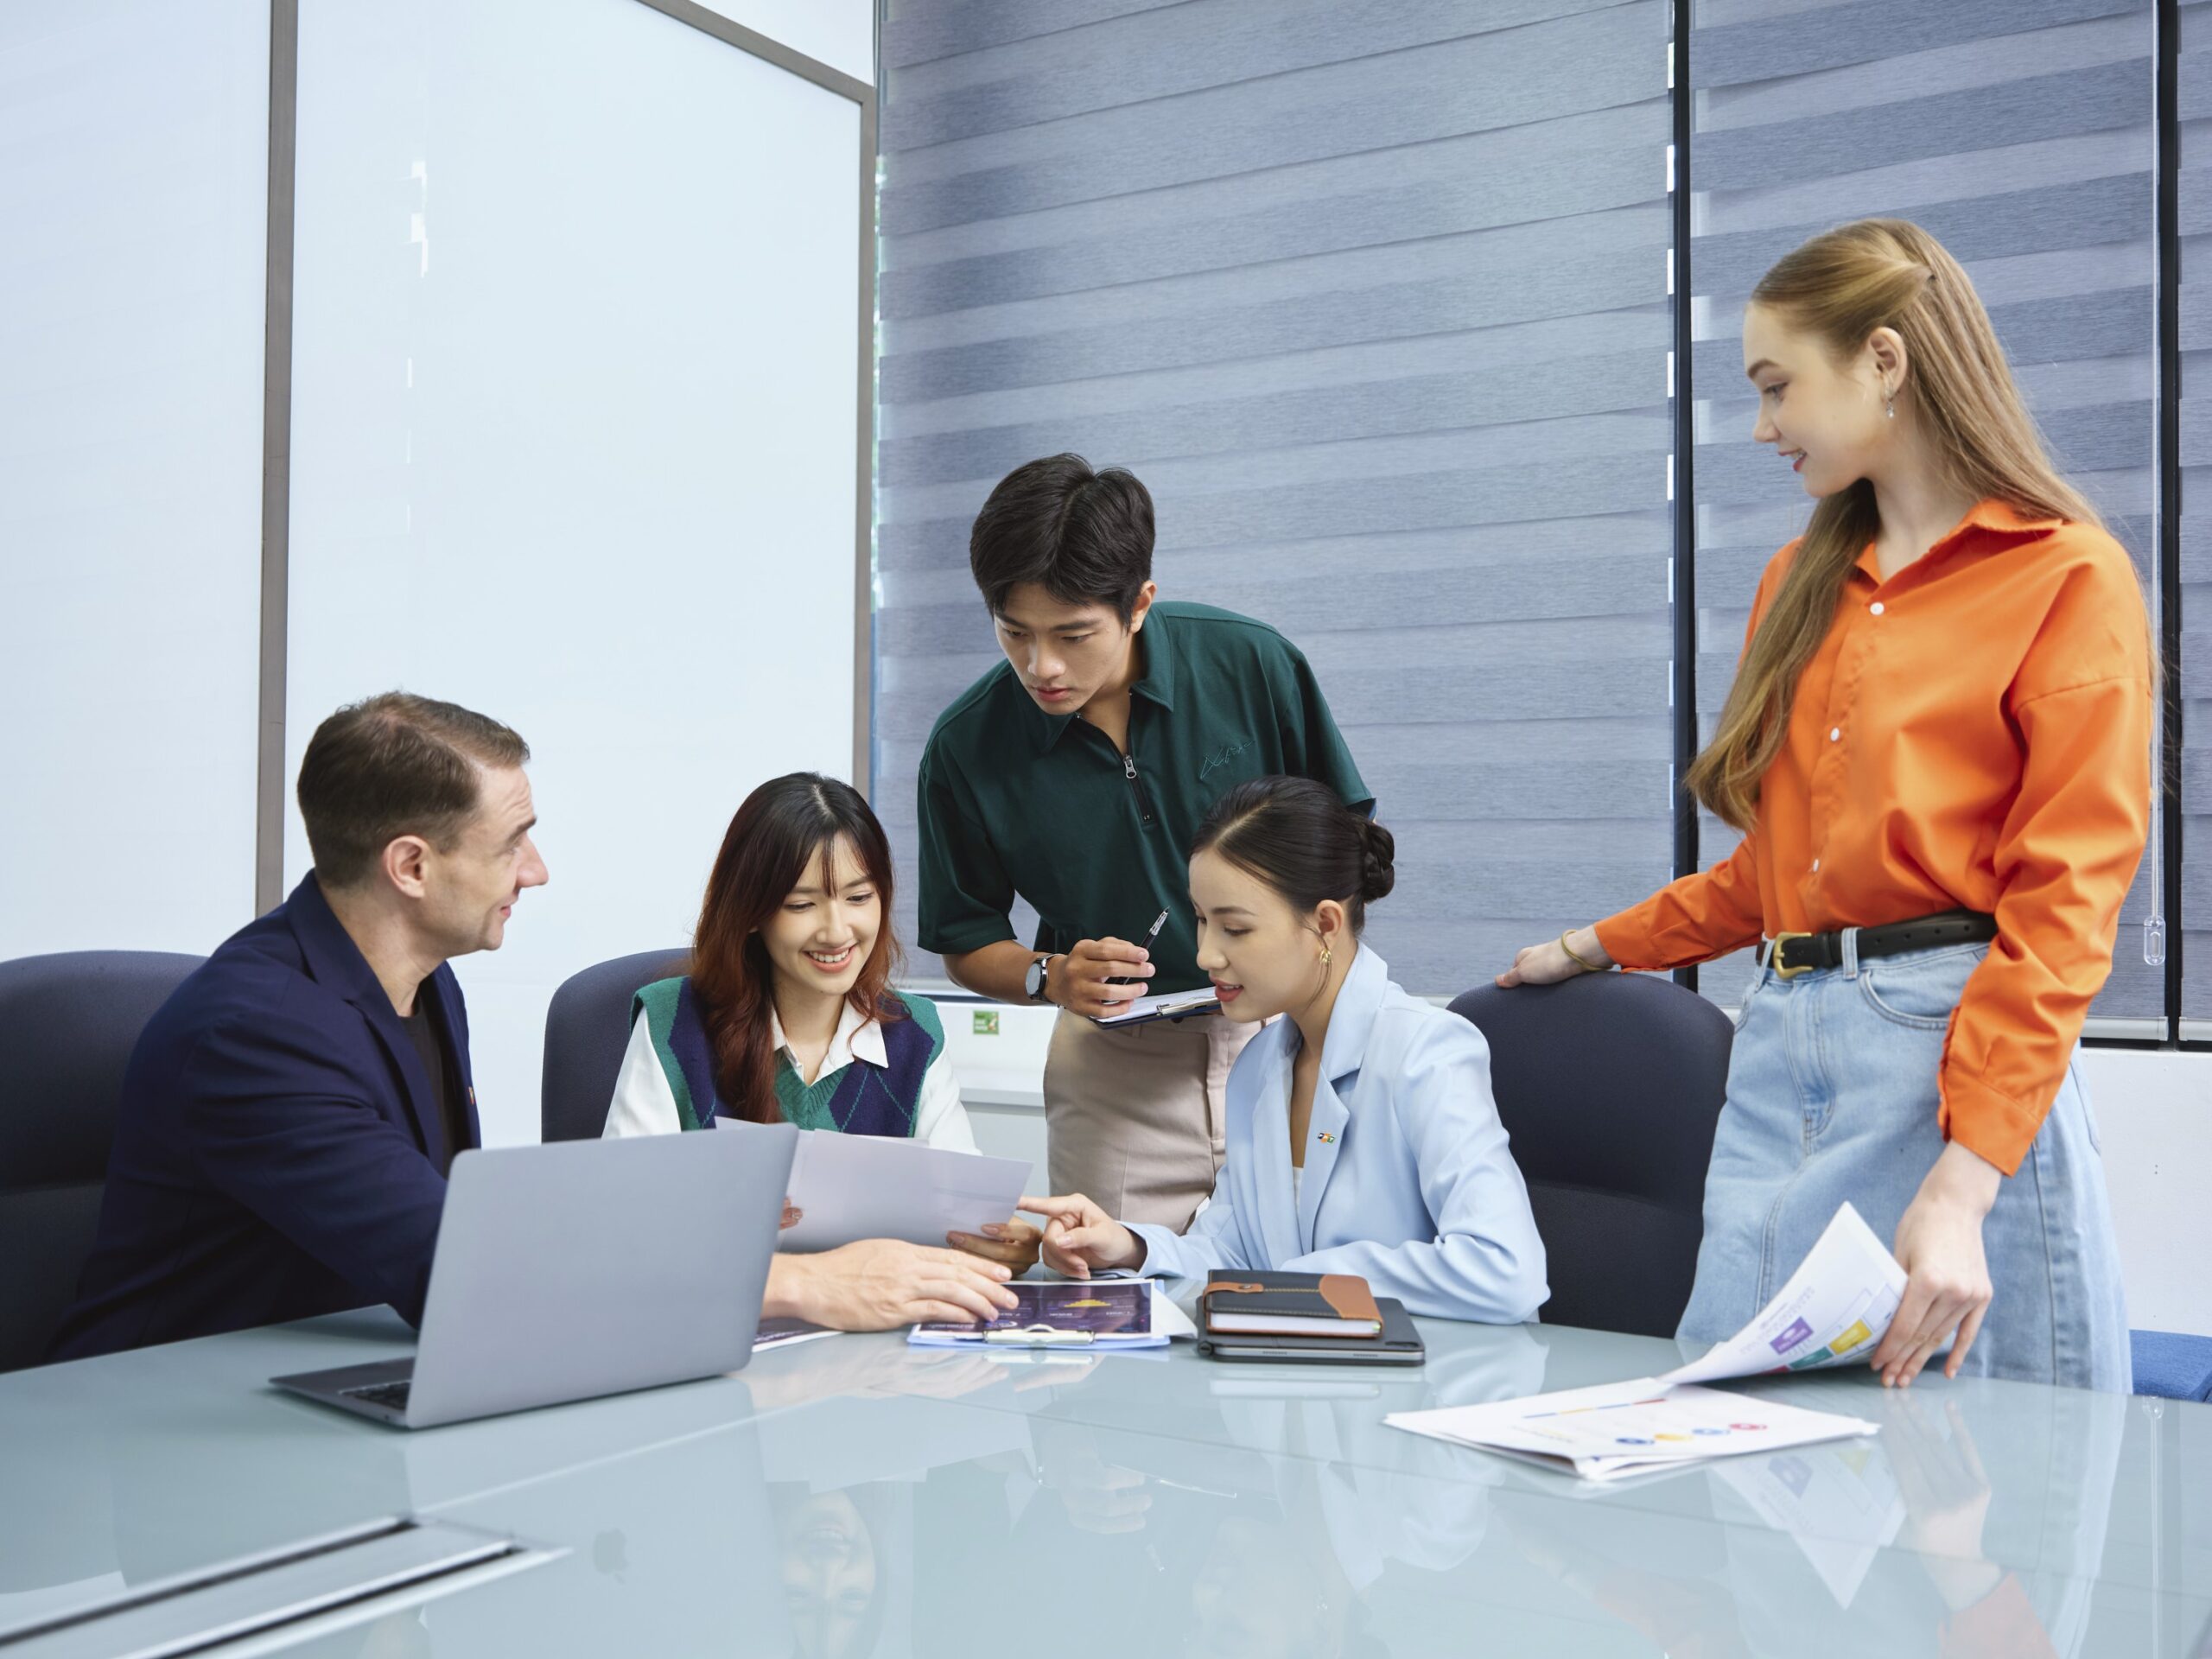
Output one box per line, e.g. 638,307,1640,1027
1650,1201,1907,1388
1383,1205,1904,1480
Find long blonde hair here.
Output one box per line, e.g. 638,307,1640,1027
1685,219,2103,830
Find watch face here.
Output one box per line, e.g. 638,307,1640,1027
1026,957,1046,999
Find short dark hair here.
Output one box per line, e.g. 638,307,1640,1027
1192,777,1395,934
969,453,1154,622
296,692,530,889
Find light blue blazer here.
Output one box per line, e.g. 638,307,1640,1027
1131,944,1548,1324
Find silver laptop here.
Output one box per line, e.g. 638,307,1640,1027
272,1124,797,1428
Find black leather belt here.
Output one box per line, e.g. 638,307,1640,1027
1758,908,1997,981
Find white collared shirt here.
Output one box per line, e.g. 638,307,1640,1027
602,996,976,1150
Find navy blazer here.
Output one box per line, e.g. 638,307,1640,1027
49,874,479,1361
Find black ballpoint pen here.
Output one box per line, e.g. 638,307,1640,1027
1109,908,1170,986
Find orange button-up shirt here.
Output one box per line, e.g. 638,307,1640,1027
1594,500,2152,1176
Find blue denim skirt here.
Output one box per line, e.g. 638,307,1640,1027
1679,938,2132,1392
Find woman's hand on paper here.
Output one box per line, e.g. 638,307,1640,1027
1020,1192,1146,1277
768,1239,1019,1332
1873,1141,2001,1386
947,1217,1044,1273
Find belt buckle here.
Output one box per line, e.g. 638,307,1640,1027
1769,931,1815,980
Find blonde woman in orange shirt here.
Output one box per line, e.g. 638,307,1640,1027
1502,219,2151,1392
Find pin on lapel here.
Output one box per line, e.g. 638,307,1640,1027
1315,1130,1335,1144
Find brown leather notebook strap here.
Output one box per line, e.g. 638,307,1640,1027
1315,1274,1383,1325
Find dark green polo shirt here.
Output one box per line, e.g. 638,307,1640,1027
916,601,1372,995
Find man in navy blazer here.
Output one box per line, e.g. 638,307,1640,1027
50,693,549,1361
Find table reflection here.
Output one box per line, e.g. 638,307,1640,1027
1502,1376,2128,1658
6,1319,2201,1659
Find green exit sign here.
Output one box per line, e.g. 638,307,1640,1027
971,1010,1000,1036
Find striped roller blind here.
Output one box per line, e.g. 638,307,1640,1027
874,0,1676,995
2183,1,2212,1033
1687,0,2164,1023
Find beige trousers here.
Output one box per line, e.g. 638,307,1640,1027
1042,1010,1259,1232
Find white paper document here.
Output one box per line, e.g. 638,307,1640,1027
1656,1202,1908,1386
1385,1204,1903,1481
1386,1378,1880,1483
1091,990,1222,1027
715,1121,1029,1254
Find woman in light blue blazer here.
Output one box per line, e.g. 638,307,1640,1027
1016,777,1549,1324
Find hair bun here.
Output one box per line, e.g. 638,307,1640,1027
1356,817,1396,906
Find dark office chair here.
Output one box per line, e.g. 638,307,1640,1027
542,948,690,1142
0,950,204,1371
1448,970,1734,1338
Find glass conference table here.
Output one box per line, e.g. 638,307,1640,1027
3,1300,2208,1658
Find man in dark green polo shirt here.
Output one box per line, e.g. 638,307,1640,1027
917,454,1371,1230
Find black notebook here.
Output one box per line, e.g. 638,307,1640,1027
1202,1269,1385,1336
1198,1297,1426,1366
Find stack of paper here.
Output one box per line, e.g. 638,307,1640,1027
1385,1377,1881,1483
1388,1204,1904,1480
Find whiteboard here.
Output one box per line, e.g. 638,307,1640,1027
284,0,864,1144
0,0,269,960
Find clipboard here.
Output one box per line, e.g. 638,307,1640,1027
1090,990,1223,1029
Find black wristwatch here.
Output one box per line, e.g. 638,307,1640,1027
1024,953,1057,1006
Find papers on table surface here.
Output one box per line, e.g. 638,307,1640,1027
714,1120,1029,1254
908,1280,1193,1350
753,1318,839,1352
1386,1203,1904,1481
1091,990,1222,1027
1656,1202,1908,1386
1387,1378,1881,1483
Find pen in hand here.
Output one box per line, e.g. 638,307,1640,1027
1108,909,1170,987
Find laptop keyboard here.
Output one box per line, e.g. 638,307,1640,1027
340,1380,413,1412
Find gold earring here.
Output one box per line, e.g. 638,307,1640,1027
1320,946,1333,965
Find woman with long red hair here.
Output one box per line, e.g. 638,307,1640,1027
605,772,1038,1330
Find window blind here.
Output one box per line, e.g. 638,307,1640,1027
874,0,1675,995
2181,0,2212,1032
1687,0,2164,1020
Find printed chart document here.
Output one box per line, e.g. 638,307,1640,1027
715,1121,1029,1254
1387,1204,1902,1480
1386,1378,1881,1483
908,1280,1192,1350
1655,1202,1908,1386
1091,990,1222,1028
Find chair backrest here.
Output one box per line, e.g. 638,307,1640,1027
1448,971,1733,1338
542,948,691,1142
0,950,205,1371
